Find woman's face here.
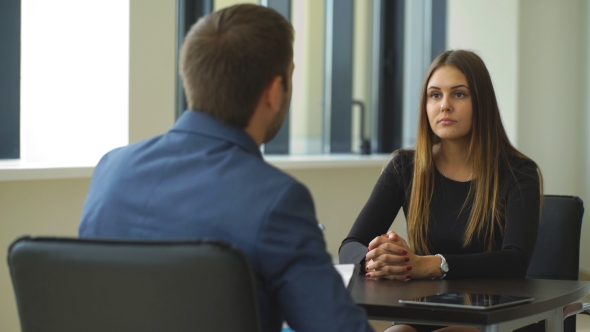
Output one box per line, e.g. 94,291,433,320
426,65,473,143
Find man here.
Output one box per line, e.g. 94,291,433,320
79,4,373,332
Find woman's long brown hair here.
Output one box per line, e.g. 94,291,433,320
407,50,543,255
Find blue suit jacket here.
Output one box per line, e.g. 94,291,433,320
79,110,373,332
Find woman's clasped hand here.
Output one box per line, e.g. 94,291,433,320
365,232,412,280
365,232,442,280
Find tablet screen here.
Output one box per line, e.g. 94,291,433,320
399,292,534,310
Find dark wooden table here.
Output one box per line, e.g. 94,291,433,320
350,277,590,332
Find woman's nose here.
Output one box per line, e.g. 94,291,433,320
439,98,452,112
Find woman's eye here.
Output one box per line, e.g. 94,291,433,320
430,93,441,99
454,92,466,98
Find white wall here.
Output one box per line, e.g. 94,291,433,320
517,0,585,195
128,0,176,143
581,0,590,278
447,0,520,145
517,0,588,273
0,179,90,332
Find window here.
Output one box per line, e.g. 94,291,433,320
2,0,446,162
1,0,129,164
176,0,446,156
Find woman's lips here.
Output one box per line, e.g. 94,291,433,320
438,118,455,125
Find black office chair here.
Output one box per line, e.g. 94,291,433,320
525,195,590,332
7,237,261,332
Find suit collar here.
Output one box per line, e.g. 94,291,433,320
171,110,262,158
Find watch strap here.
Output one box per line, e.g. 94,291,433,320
435,254,448,279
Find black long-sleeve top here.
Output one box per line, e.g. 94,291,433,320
339,150,541,279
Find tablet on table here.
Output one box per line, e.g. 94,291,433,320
399,292,534,310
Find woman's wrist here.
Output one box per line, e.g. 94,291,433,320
418,255,443,278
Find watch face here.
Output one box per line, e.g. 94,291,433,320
441,262,449,273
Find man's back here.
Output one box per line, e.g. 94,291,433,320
80,110,373,332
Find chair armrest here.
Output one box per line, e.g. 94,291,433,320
563,302,590,319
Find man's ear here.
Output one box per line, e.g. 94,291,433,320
265,75,283,113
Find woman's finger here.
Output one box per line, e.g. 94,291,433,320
366,266,413,280
367,234,393,251
387,231,411,247
387,231,398,241
366,246,408,262
367,258,412,272
368,252,411,267
368,242,408,257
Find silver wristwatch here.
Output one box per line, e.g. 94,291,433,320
435,254,449,279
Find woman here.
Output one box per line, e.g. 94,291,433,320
339,50,543,332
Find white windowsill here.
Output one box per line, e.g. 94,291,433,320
265,154,390,170
0,154,391,182
0,161,97,182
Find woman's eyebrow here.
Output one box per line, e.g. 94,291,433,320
427,84,469,90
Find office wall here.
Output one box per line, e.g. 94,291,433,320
446,0,519,145
517,0,588,275
517,0,584,199
582,0,590,280
0,179,90,332
128,0,176,143
531,0,585,274
448,0,590,275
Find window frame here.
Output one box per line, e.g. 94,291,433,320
371,0,405,153
323,0,354,154
176,0,214,119
0,0,21,160
260,0,291,154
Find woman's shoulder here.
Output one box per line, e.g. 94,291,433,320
502,154,540,183
383,149,415,177
505,154,538,173
388,149,415,168
379,149,414,187
391,148,415,162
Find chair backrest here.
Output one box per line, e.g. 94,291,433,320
526,195,584,280
525,195,584,332
7,237,261,332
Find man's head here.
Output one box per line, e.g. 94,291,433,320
180,4,294,134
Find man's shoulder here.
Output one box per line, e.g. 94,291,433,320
240,156,310,198
96,135,163,165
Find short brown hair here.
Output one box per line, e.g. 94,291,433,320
180,4,294,128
